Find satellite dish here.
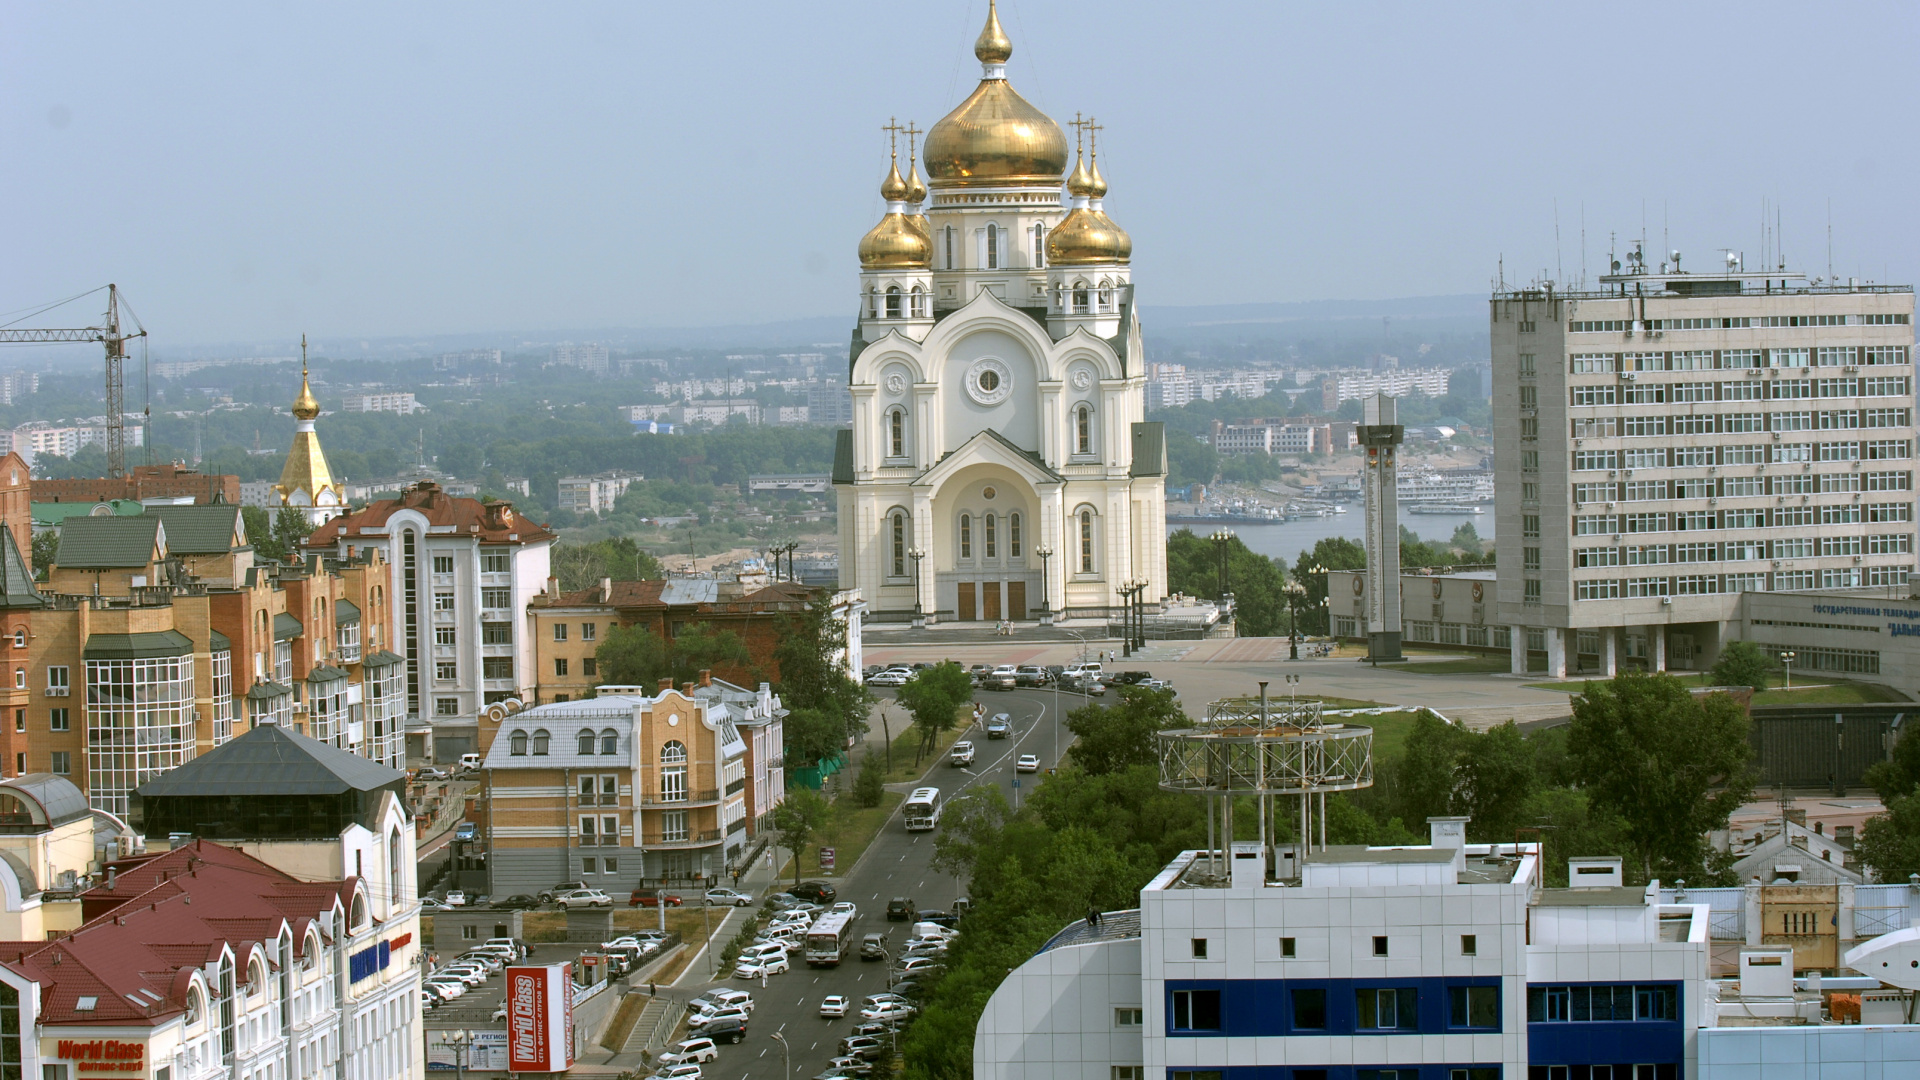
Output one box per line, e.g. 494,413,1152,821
1611,260,1622,272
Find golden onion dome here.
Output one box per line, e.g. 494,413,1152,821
291,367,321,420
975,0,1011,64
1087,157,1109,199
922,3,1067,186
859,213,933,270
1065,152,1096,198
906,162,928,205
880,160,909,202
1046,207,1132,266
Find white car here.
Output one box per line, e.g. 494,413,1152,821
705,887,755,907
659,1038,720,1066
734,953,790,979
655,1065,704,1080
767,910,813,928
491,1002,508,1022
421,977,466,1000
861,1001,916,1023
687,1006,751,1030
443,890,468,907
689,989,755,1015
419,897,454,912
552,888,613,909
1016,754,1040,773
820,994,851,1017
438,965,488,986
861,993,909,1010
864,669,911,687
949,741,975,767
739,941,790,964
831,901,859,919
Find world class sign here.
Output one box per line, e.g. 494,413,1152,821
58,1039,144,1074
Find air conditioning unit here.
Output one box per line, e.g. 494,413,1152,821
1660,597,1673,606
1854,556,1864,564
1623,372,1638,381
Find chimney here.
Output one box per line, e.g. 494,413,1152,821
680,682,695,695
600,577,612,603
547,576,560,598
657,678,674,695
699,669,712,687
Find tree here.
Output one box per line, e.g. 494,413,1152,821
895,662,974,764
771,786,831,886
1455,722,1537,844
773,593,872,760
242,505,282,562
852,750,886,809
1163,529,1290,636
1710,640,1770,693
595,624,672,687
551,536,664,592
1864,727,1920,802
270,507,315,564
1293,536,1365,634
1065,686,1185,776
671,622,751,681
782,706,846,771
1567,672,1757,882
1857,792,1920,882
29,530,57,576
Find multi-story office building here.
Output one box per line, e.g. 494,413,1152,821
340,391,422,415
305,482,553,760
475,677,771,893
1492,258,1915,676
556,471,641,516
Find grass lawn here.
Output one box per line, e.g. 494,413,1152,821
1751,681,1911,705
1357,711,1423,760
1398,655,1511,675
867,704,977,785
785,789,907,882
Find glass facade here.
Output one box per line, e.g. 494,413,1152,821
86,654,197,817
210,649,234,746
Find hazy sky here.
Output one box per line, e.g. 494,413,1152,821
5,1,1916,346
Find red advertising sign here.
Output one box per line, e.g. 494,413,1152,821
505,963,574,1073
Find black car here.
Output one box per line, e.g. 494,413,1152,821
1109,671,1152,685
914,909,957,928
492,894,540,910
789,880,838,904
890,978,924,999
702,1016,749,1044
885,897,915,921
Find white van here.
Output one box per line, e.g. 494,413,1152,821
1062,661,1104,678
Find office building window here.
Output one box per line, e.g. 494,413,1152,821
1290,988,1326,1030
1169,989,1221,1031
1113,1008,1142,1027
1450,986,1498,1028
1356,988,1418,1030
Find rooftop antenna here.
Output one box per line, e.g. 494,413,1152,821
1777,205,1785,271
1827,198,1833,280
1553,198,1563,285
1579,203,1587,290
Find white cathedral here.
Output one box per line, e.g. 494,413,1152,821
832,2,1167,625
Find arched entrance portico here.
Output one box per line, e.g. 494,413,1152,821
931,469,1039,621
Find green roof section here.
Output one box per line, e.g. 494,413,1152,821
832,428,855,485
0,527,43,610
83,629,194,660
55,516,163,570
1130,421,1167,478
334,599,360,625
209,630,231,652
361,649,404,669
306,664,348,683
144,505,243,555
273,612,303,640
245,680,292,701
132,721,405,799
31,500,144,525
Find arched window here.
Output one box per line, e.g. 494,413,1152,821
1073,283,1091,314
1076,405,1093,454
389,828,403,903
885,285,902,319
986,223,1000,269
984,514,997,559
578,731,597,755
909,285,924,318
661,740,687,802
868,287,879,319
959,514,973,560
944,225,954,269
186,986,204,1026
350,893,368,929
1080,510,1096,573
1054,281,1066,311
891,512,907,577
602,729,618,755
531,728,550,756
1033,224,1046,268
509,729,528,756
1009,513,1022,558
888,408,906,458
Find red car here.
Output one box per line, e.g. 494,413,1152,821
630,890,685,908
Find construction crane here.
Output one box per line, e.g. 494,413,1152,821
0,284,145,477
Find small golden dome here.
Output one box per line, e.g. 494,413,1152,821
859,213,933,270
975,0,1011,65
906,162,928,205
1046,208,1132,266
1065,152,1096,197
1087,157,1108,199
880,160,909,202
291,368,320,420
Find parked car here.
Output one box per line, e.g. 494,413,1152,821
734,953,790,979
414,767,448,782
492,894,540,911
848,1021,895,1040
659,1038,720,1066
890,978,925,999
553,888,613,909
839,1036,888,1062
485,937,531,959
705,887,755,907
862,1000,917,1023
915,909,958,929
1014,665,1050,687
655,1065,704,1080
967,664,991,683
861,933,890,961
687,989,754,1015
895,955,944,977
788,880,837,904
820,994,851,1017
439,964,488,986
700,1016,749,1044
421,977,466,1000
1109,670,1152,685
825,1056,875,1078
631,890,684,908
454,822,478,842
737,942,789,965
860,993,909,1011
537,882,587,904
864,669,910,687
885,898,916,921
443,890,468,907
984,665,1018,690
492,1002,509,1023
418,897,453,913
687,1006,751,1031
1016,754,1040,773
948,741,974,767
1071,677,1107,697
457,752,482,773
420,990,443,1010
455,953,503,973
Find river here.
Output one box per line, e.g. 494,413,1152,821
1167,508,1495,565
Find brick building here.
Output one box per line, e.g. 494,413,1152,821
32,463,241,507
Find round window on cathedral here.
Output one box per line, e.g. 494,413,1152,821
964,358,1013,405
978,370,1000,393
982,487,996,500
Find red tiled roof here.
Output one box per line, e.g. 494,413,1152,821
529,579,814,612
0,840,359,1028
306,481,555,548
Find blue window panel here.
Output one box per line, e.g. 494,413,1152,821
1163,978,1503,1038
1526,982,1684,1070
1160,1066,1500,1080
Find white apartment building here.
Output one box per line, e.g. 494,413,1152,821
0,372,38,405
306,482,554,744
1212,424,1274,455
684,399,763,425
1492,257,1916,677
340,391,422,415
557,472,642,516
550,341,609,374
807,382,855,425
11,418,145,461
1323,367,1452,406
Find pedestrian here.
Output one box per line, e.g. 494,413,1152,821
650,979,657,997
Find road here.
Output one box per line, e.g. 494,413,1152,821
683,683,1080,1080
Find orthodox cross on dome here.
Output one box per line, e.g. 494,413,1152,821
903,120,923,167
1085,116,1105,159
882,116,903,162
1070,112,1086,154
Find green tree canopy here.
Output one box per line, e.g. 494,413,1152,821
1567,672,1757,882
770,786,831,886
550,536,664,592
1709,640,1770,693
1292,536,1365,634
1164,528,1291,636
772,593,871,766
1065,686,1186,776
895,662,974,764
593,621,751,690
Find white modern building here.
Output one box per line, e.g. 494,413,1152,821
833,4,1166,624
1491,254,1916,677
340,391,422,416
1324,367,1453,406
305,481,554,752
557,471,642,516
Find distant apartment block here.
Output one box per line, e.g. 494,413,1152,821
747,473,832,495
9,417,146,462
806,382,854,425
150,356,296,378
770,405,811,424
684,399,763,425
432,348,503,370
558,472,642,516
1321,366,1452,408
239,479,278,508
623,404,678,423
550,341,610,374
1209,418,1332,456
0,372,38,405
341,391,422,415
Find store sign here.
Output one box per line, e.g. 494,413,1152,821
506,963,574,1073
819,846,836,871
57,1040,144,1074
349,940,391,982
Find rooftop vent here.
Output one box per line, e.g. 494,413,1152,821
1568,857,1624,888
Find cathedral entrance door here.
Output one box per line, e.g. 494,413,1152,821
957,583,976,622
1007,581,1026,620
983,582,1001,622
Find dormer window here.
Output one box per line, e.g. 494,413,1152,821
509,729,528,756
531,729,550,756
578,731,597,755
602,729,618,755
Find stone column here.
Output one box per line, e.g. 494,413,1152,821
1602,628,1618,678
1509,624,1529,675
1651,627,1668,672
1545,627,1567,680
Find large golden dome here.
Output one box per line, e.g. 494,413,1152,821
922,3,1068,186
1047,208,1131,266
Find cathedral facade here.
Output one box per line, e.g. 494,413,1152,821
833,3,1166,624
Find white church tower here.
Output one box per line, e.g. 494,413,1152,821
273,336,348,527
833,2,1167,626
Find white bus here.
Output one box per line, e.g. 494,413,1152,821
805,910,856,967
903,787,943,832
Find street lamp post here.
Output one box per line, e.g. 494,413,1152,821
1780,650,1796,690
1210,529,1236,636
1119,581,1136,658
908,548,927,629
1284,579,1306,660
771,1031,791,1080
446,1029,470,1080
1035,545,1054,625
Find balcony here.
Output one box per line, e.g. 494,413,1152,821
640,789,721,806
725,778,745,797
640,830,723,849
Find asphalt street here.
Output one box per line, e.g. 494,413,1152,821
680,683,1081,1080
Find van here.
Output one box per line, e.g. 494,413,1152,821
458,752,482,773
1063,661,1103,678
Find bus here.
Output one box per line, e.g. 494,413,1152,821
805,910,856,967
903,787,943,832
